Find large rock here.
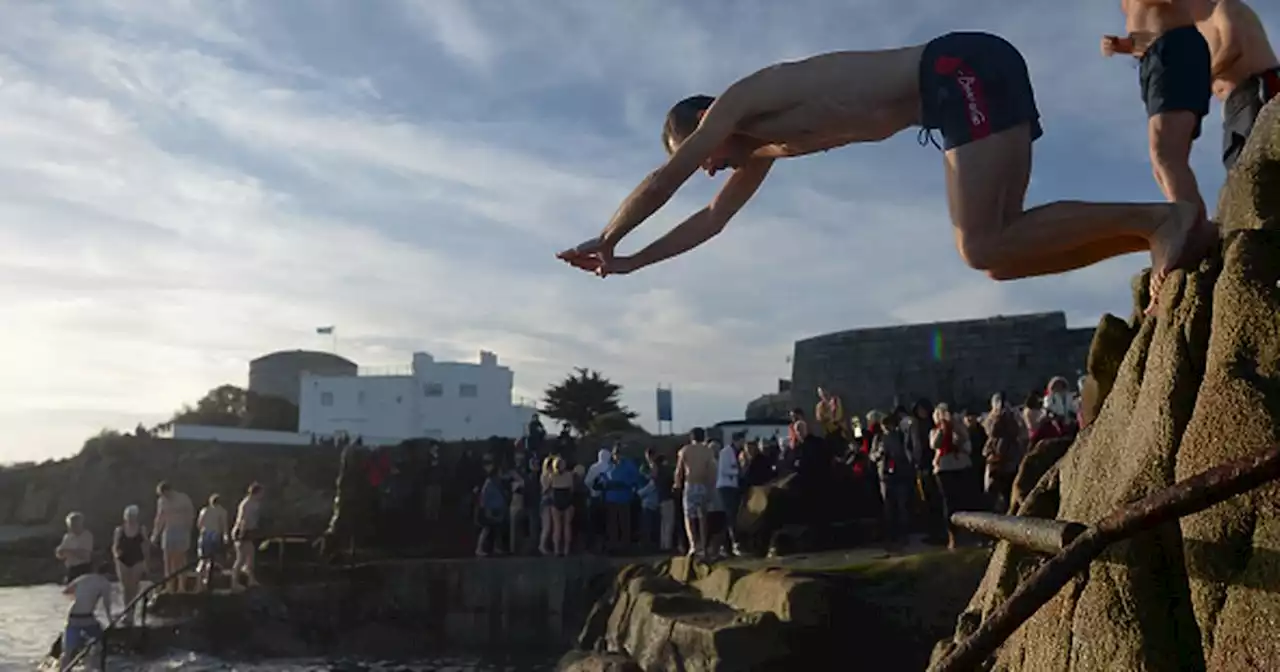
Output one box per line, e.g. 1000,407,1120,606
935,97,1280,671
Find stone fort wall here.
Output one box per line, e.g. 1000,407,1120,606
790,312,1094,422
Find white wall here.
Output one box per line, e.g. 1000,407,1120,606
171,424,313,445
299,374,419,439
298,350,530,443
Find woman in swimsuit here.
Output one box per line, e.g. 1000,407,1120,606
538,455,556,555
112,505,149,624
548,456,577,557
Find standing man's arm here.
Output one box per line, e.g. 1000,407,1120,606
674,449,686,492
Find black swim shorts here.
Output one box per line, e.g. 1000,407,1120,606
1138,26,1211,138
1222,67,1280,169
918,32,1043,151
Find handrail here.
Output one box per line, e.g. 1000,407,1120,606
61,558,201,671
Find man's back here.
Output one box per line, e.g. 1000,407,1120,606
679,442,716,488
67,573,111,617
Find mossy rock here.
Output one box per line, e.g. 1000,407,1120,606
937,98,1280,671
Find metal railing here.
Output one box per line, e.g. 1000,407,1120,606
61,558,200,671
62,534,330,669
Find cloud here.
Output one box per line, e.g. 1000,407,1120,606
0,0,1265,462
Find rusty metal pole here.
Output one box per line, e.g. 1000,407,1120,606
931,445,1280,672
951,512,1088,554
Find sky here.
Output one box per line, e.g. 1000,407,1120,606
1,1,1272,463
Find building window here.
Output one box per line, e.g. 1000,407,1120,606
459,383,478,398
423,382,443,397
320,392,334,407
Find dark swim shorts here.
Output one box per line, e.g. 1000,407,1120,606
1139,25,1212,138
918,32,1043,151
1222,67,1280,169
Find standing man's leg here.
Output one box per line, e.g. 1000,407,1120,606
1138,27,1212,216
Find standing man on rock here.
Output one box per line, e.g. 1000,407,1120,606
1102,0,1213,221
559,31,1212,313
674,427,717,558
1192,0,1280,168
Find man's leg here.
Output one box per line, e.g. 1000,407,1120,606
1149,111,1206,216
944,124,1205,308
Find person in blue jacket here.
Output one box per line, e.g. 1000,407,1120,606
602,448,644,553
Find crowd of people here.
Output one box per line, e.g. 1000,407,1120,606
52,481,268,668
800,378,1083,550
471,422,781,560
474,375,1082,560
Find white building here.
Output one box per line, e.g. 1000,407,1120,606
298,350,537,444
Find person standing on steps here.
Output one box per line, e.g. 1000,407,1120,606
1191,0,1280,169
196,494,229,591
558,32,1212,314
152,481,194,594
112,505,149,625
230,483,264,591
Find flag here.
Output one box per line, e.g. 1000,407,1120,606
316,326,335,335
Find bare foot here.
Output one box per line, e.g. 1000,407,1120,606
1146,202,1213,315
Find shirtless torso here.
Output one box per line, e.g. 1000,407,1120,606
676,442,717,491
1196,0,1278,98
1124,0,1197,47
724,48,924,160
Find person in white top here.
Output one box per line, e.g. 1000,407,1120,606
196,494,229,591
715,437,744,557
60,561,114,671
55,512,94,584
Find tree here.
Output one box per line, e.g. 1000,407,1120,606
541,368,637,435
589,410,645,435
79,428,122,456
154,384,299,432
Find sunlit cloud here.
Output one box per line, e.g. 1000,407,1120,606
1,0,1269,461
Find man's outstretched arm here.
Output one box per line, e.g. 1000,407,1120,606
612,158,773,274
598,91,751,248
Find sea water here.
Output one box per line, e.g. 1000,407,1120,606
0,584,555,671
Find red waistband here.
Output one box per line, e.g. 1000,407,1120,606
1261,69,1280,100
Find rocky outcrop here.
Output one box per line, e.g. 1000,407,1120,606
934,98,1280,671
0,437,340,585
578,551,988,672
